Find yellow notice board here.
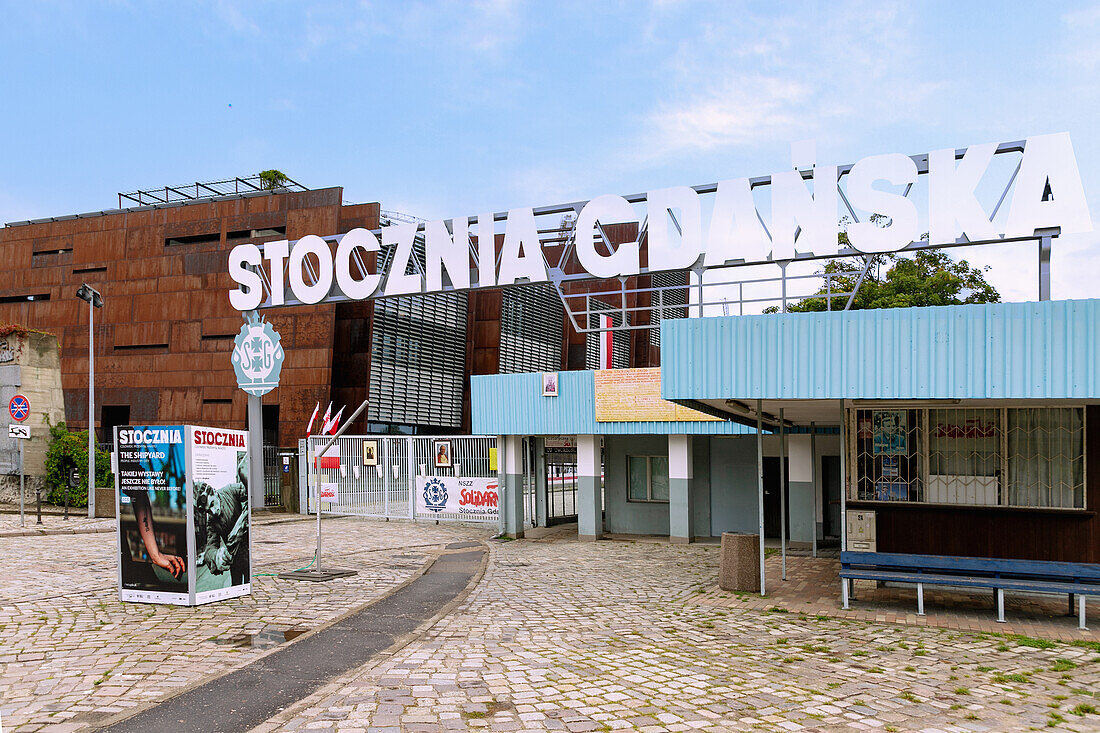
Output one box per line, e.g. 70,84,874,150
593,368,720,422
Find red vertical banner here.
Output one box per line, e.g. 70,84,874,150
599,314,612,369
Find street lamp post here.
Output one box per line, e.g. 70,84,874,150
76,283,103,518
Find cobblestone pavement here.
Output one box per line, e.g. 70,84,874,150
255,536,1100,733
0,516,494,732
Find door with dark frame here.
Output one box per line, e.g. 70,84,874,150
762,457,789,538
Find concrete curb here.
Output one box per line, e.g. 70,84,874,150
0,513,316,537
0,526,114,538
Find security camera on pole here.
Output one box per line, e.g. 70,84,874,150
75,283,103,518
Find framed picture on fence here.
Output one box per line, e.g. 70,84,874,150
362,440,379,466
433,439,452,468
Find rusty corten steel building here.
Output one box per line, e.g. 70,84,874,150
0,184,677,447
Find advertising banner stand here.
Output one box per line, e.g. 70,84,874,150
115,425,252,606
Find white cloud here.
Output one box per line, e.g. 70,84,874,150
1061,5,1100,72
644,75,810,153
294,0,522,61
632,1,942,160
213,0,260,35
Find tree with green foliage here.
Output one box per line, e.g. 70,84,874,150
43,419,112,507
768,226,1000,312
258,169,290,191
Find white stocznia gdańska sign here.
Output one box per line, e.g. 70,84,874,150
228,133,1093,311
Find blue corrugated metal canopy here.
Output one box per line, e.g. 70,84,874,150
471,370,754,436
660,299,1100,401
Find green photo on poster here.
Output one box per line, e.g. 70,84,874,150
872,410,907,456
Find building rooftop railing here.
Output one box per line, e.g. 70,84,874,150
118,174,308,208
5,174,311,228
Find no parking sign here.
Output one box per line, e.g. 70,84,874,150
9,394,29,422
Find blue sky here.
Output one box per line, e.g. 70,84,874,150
1,1,1098,303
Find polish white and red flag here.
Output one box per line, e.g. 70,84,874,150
305,402,320,436
315,443,341,469
324,405,345,435
312,402,340,468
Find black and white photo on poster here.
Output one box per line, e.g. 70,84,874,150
115,425,189,605
190,427,250,602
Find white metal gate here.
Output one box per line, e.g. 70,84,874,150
298,435,499,522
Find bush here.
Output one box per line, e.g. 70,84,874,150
44,419,113,507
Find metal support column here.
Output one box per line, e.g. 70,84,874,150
407,437,416,520
1039,234,1052,301
87,302,95,518
248,395,264,508
810,421,817,558
313,436,322,573
779,408,787,581
756,399,766,597
839,400,847,553
381,437,390,517
19,438,25,527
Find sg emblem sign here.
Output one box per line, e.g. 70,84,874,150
231,314,285,397
421,477,448,513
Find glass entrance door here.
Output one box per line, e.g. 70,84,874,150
544,446,578,525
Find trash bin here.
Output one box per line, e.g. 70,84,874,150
719,532,760,592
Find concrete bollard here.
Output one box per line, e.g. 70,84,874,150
719,532,760,592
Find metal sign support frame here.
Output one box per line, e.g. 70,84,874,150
279,399,368,582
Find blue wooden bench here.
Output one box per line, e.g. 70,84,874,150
840,551,1100,630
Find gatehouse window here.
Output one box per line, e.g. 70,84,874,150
849,407,1085,509
627,455,669,502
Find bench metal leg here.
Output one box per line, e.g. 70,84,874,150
916,582,925,616
995,588,1006,623
841,578,849,610
1080,596,1088,631
1069,594,1076,617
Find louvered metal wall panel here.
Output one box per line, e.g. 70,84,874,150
660,299,1100,401
368,292,468,428
471,370,755,436
499,284,564,374
649,271,688,348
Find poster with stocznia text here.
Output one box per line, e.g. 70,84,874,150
115,425,190,605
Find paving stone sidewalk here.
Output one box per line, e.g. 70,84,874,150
254,537,1100,733
0,516,493,732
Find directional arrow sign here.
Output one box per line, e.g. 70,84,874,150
8,424,30,440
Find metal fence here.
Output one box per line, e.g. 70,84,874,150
262,444,282,508
297,435,499,523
